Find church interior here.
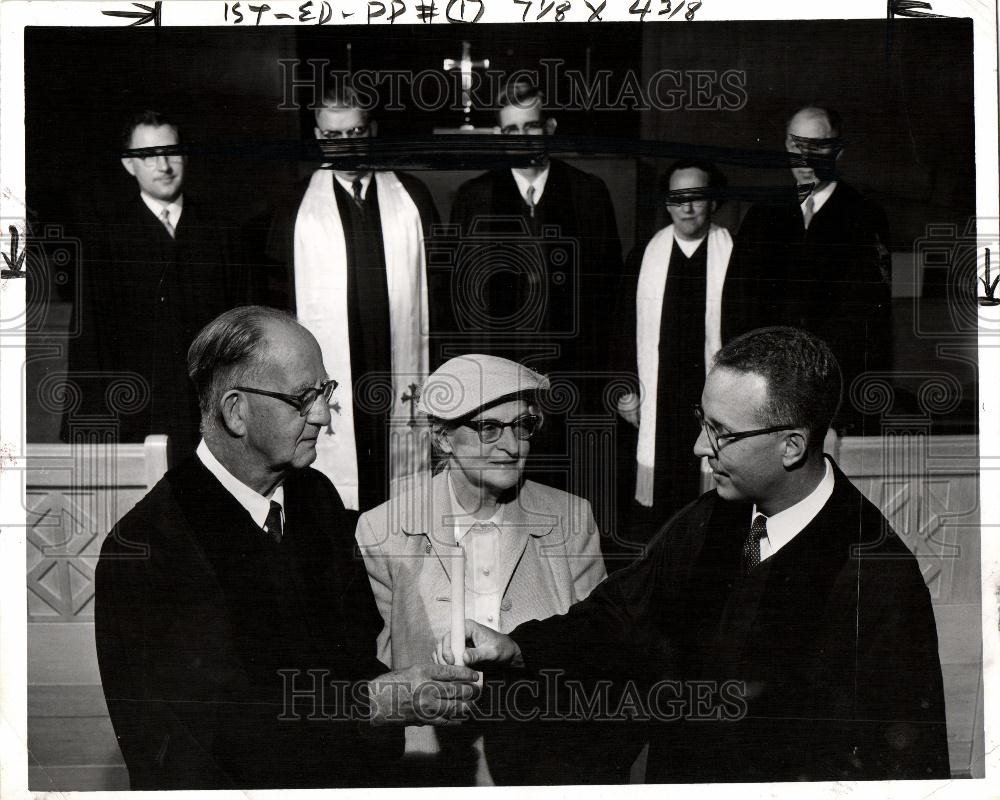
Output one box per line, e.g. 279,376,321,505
22,19,983,789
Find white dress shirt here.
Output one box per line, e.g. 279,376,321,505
753,459,835,562
196,440,284,532
449,475,503,629
511,165,551,206
800,180,837,220
140,192,183,231
334,172,373,200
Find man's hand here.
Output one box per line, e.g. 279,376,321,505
617,392,640,429
367,663,480,727
435,619,524,669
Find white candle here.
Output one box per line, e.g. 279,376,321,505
451,549,466,666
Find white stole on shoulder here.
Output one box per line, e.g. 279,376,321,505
635,223,733,507
294,169,430,510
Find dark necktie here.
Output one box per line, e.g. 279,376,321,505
525,184,536,218
264,500,283,543
352,178,365,211
743,514,768,574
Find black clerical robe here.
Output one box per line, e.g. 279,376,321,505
612,238,711,553
508,461,950,782
95,457,401,789
265,172,439,510
723,182,892,431
64,196,250,454
448,159,623,378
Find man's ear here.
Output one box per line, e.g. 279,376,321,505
121,157,137,177
219,389,249,437
780,428,809,468
313,126,323,141
544,117,557,135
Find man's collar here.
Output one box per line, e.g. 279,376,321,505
752,458,834,556
196,440,284,530
334,172,373,196
671,229,708,257
801,180,837,213
511,164,551,196
139,191,183,219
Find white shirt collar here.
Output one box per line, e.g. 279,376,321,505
752,459,835,561
672,229,707,258
511,165,551,205
196,440,284,531
334,172,373,199
448,471,503,543
801,180,837,217
139,192,183,228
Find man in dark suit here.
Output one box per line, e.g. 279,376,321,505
95,306,481,790
442,327,949,783
64,111,251,456
448,79,623,498
724,106,892,432
266,88,440,511
448,80,622,378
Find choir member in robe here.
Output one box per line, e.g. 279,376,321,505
64,111,251,457
267,86,440,510
723,105,892,433
614,159,734,552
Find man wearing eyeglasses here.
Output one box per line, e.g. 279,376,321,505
95,306,481,790
438,327,948,782
448,79,622,384
356,353,631,785
447,78,622,503
65,110,251,455
266,85,440,512
724,105,892,434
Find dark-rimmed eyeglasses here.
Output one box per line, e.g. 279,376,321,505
693,404,797,455
459,414,541,444
318,124,371,139
235,379,338,417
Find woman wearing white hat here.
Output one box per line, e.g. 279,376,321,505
356,354,618,785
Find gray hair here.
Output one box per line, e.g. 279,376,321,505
186,305,299,429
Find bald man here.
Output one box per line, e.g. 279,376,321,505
724,105,892,433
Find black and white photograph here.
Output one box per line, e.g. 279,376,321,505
0,1,996,796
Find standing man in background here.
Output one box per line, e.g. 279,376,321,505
448,78,622,501
724,105,892,432
268,86,440,510
65,110,250,456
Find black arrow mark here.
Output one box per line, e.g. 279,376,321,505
1,226,26,279
888,0,949,18
102,2,161,26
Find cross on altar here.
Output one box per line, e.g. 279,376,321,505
401,383,420,427
443,41,489,130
